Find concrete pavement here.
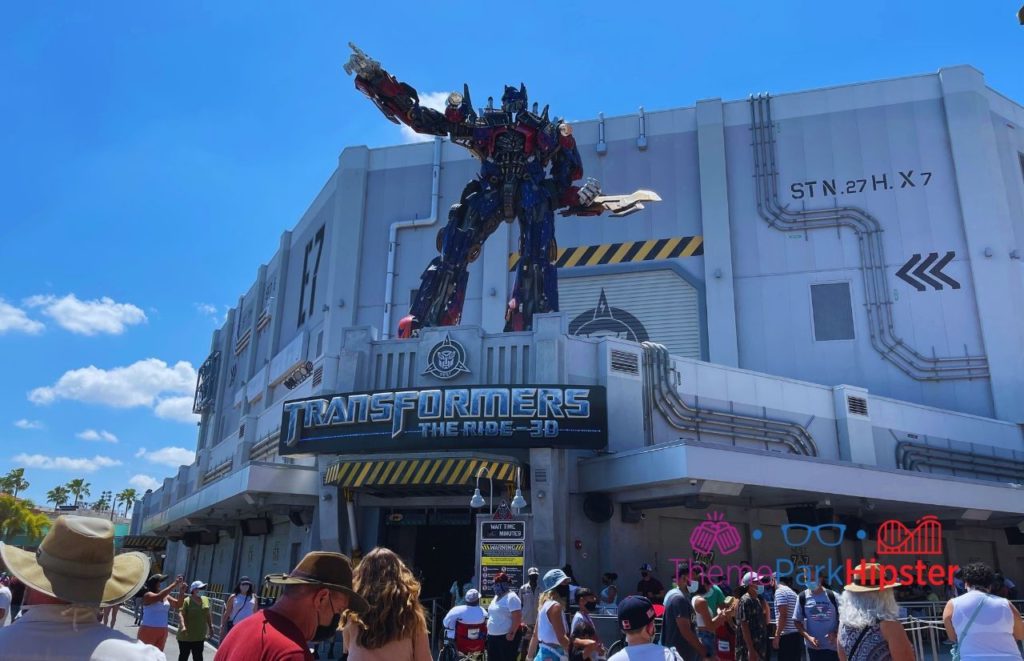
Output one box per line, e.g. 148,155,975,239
111,606,218,660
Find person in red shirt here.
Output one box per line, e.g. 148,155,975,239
215,552,369,661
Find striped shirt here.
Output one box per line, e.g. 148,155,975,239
774,585,799,634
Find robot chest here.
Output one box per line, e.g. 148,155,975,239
487,126,537,158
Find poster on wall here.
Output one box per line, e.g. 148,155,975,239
279,386,608,455
476,520,527,606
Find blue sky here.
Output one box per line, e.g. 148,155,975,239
1,2,1020,508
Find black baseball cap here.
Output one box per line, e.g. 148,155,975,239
618,595,656,632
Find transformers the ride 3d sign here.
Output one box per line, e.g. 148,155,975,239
278,386,608,454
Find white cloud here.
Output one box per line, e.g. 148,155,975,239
25,294,147,336
0,299,44,335
129,474,161,491
154,396,200,424
76,429,118,443
14,419,44,430
29,359,196,416
195,303,222,325
136,446,195,467
14,453,122,472
399,91,451,144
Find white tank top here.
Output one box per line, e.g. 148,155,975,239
691,596,707,628
537,600,565,646
950,590,1022,659
140,598,170,627
228,595,256,623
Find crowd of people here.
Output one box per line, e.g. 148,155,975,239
0,516,1022,660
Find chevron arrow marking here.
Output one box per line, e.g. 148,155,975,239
897,251,961,291
930,251,960,289
896,254,926,291
913,252,944,290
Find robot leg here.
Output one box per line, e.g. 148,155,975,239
504,200,557,332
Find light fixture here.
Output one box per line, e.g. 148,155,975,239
511,468,527,511
469,466,495,515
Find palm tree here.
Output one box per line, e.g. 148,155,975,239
0,493,48,542
46,485,70,508
66,479,91,508
117,488,138,517
2,468,29,500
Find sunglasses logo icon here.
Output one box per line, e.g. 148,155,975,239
781,523,846,547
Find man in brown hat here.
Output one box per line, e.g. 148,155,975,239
215,551,368,661
0,515,164,660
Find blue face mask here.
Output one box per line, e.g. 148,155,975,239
808,581,819,590
755,585,764,595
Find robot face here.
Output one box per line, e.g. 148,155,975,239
501,83,528,114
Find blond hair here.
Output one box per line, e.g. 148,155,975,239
345,547,427,649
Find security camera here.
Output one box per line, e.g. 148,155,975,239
689,479,698,486
639,511,647,521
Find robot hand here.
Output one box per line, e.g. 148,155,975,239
343,42,382,79
577,178,601,206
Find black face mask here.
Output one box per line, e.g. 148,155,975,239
312,594,342,642
554,584,570,600
528,576,538,588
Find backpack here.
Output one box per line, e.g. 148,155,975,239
798,588,838,616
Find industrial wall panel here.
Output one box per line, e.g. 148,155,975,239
724,94,993,417
558,269,701,360
279,195,333,351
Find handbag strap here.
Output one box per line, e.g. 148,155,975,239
848,624,872,659
958,594,989,644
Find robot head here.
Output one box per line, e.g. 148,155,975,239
501,83,528,114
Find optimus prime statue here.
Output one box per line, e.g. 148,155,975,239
345,43,659,338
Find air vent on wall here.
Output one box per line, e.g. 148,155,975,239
312,366,323,387
610,350,640,375
534,468,547,483
847,396,869,416
238,423,246,439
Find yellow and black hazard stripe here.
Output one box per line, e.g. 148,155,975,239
323,457,517,488
260,583,283,602
508,235,703,271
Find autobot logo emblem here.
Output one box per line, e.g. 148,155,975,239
423,334,470,380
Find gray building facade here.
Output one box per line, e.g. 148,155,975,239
135,65,1024,602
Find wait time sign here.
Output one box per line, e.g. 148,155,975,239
476,520,527,604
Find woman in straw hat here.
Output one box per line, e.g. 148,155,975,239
342,547,432,661
836,563,914,661
0,515,163,660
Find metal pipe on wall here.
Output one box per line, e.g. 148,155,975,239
748,95,988,380
345,490,361,558
382,137,443,339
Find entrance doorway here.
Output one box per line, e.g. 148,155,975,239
382,509,477,602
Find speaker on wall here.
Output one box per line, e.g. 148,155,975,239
182,531,201,548
786,506,834,526
288,510,314,527
1005,526,1024,545
198,530,217,545
583,493,614,523
241,518,272,536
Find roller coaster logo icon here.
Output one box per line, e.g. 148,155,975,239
689,512,742,555
876,515,943,555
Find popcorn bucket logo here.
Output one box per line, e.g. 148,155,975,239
689,511,741,555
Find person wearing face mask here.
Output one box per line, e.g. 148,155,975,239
735,572,769,661
520,567,542,657
487,572,524,661
137,573,186,651
609,596,684,661
793,568,839,661
661,564,709,660
598,572,619,615
569,588,604,661
215,552,368,661
221,576,260,640
638,563,666,605
177,581,214,661
527,569,573,661
693,577,738,659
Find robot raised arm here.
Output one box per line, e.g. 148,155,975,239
344,42,470,138
548,122,602,212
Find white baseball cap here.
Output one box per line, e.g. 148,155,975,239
189,581,208,592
